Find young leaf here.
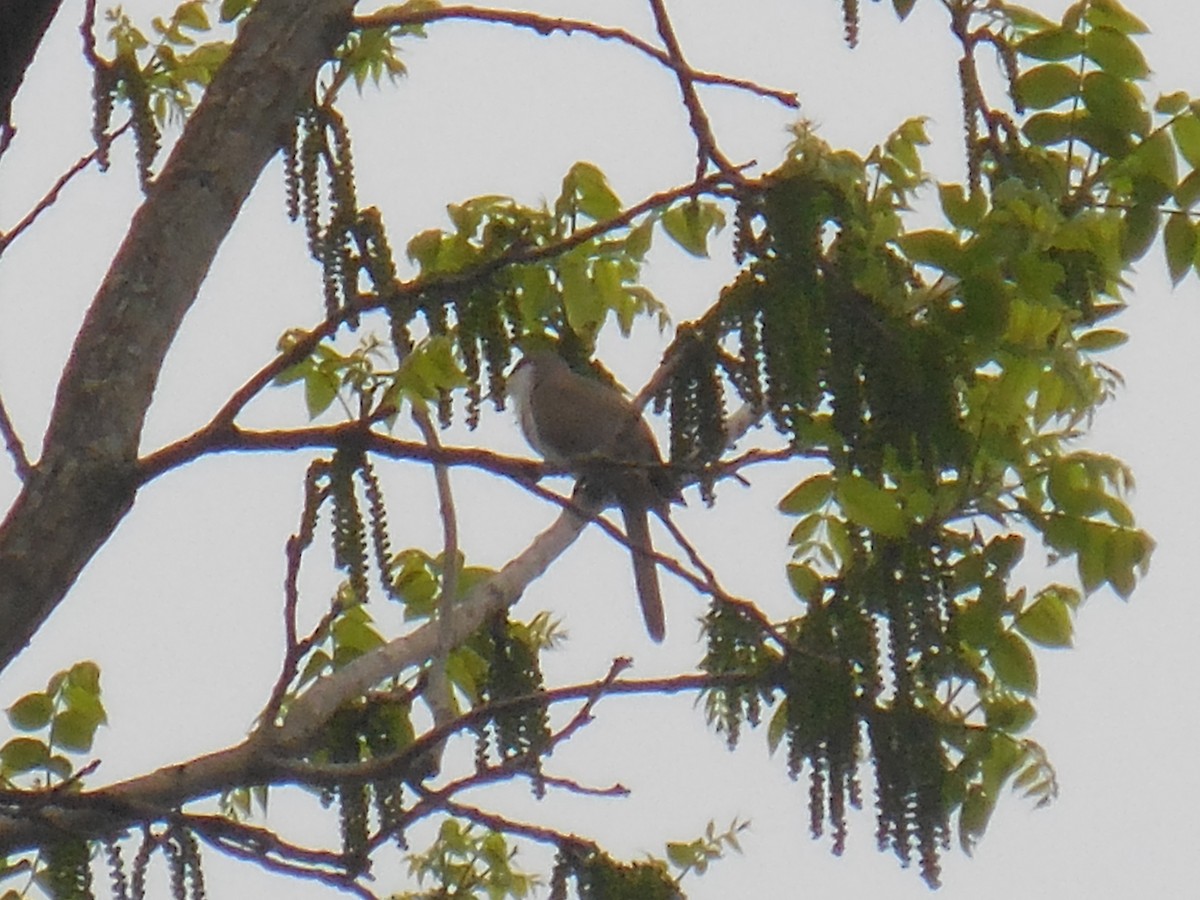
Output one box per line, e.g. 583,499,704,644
1015,63,1080,110
1016,28,1085,61
662,201,724,257
1164,213,1197,285
1171,115,1200,170
778,474,834,515
836,474,907,538
989,631,1038,694
0,736,50,773
7,693,53,731
1085,26,1150,80
1016,593,1074,647
786,563,822,603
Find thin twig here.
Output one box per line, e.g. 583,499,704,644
0,122,131,257
410,404,460,770
441,799,594,850
354,5,799,109
647,0,743,182
0,391,31,480
188,817,379,900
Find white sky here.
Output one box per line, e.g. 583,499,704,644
1,1,1198,897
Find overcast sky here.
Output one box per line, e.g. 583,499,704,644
1,1,1198,897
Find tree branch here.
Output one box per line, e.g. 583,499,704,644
0,389,30,481
647,0,742,182
0,122,131,257
355,5,799,110
0,0,357,673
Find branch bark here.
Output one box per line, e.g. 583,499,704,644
0,0,356,672
0,0,63,150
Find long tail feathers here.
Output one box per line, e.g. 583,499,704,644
622,505,665,642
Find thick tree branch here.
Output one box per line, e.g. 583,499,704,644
0,0,357,672
0,669,721,854
0,0,63,153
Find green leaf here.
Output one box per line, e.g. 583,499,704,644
960,272,1011,341
1085,26,1150,80
1156,91,1191,115
8,693,53,731
219,0,251,22
1085,0,1149,34
1015,64,1080,110
1023,111,1077,146
787,512,821,546
778,474,834,515
1081,70,1148,136
559,254,606,334
1174,170,1200,210
982,695,1037,732
958,785,995,854
1047,458,1097,517
175,1,210,32
564,161,622,221
304,367,340,418
1127,129,1178,193
938,183,988,230
836,475,907,538
767,699,788,755
989,631,1038,694
625,218,654,259
1016,592,1074,647
0,736,50,773
1171,115,1200,169
1076,328,1128,351
898,228,962,270
1164,213,1197,284
1016,28,1084,61
1120,202,1160,261
1003,5,1056,31
661,201,724,257
786,564,822,603
66,661,101,694
51,709,100,753
1104,527,1153,599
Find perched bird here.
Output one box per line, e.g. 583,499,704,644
508,348,677,641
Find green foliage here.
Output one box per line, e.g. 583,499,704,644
399,820,541,900
552,846,678,900
683,1,1180,878
2,661,106,788
664,819,748,879
1,663,109,898
465,614,552,777
661,199,726,258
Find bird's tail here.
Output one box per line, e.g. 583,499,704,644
622,505,665,642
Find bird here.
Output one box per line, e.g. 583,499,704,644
507,348,677,642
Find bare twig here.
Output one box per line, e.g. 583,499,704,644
80,0,100,67
0,392,31,481
441,799,595,850
0,122,131,257
354,5,799,110
410,404,460,771
647,0,743,182
187,815,380,900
